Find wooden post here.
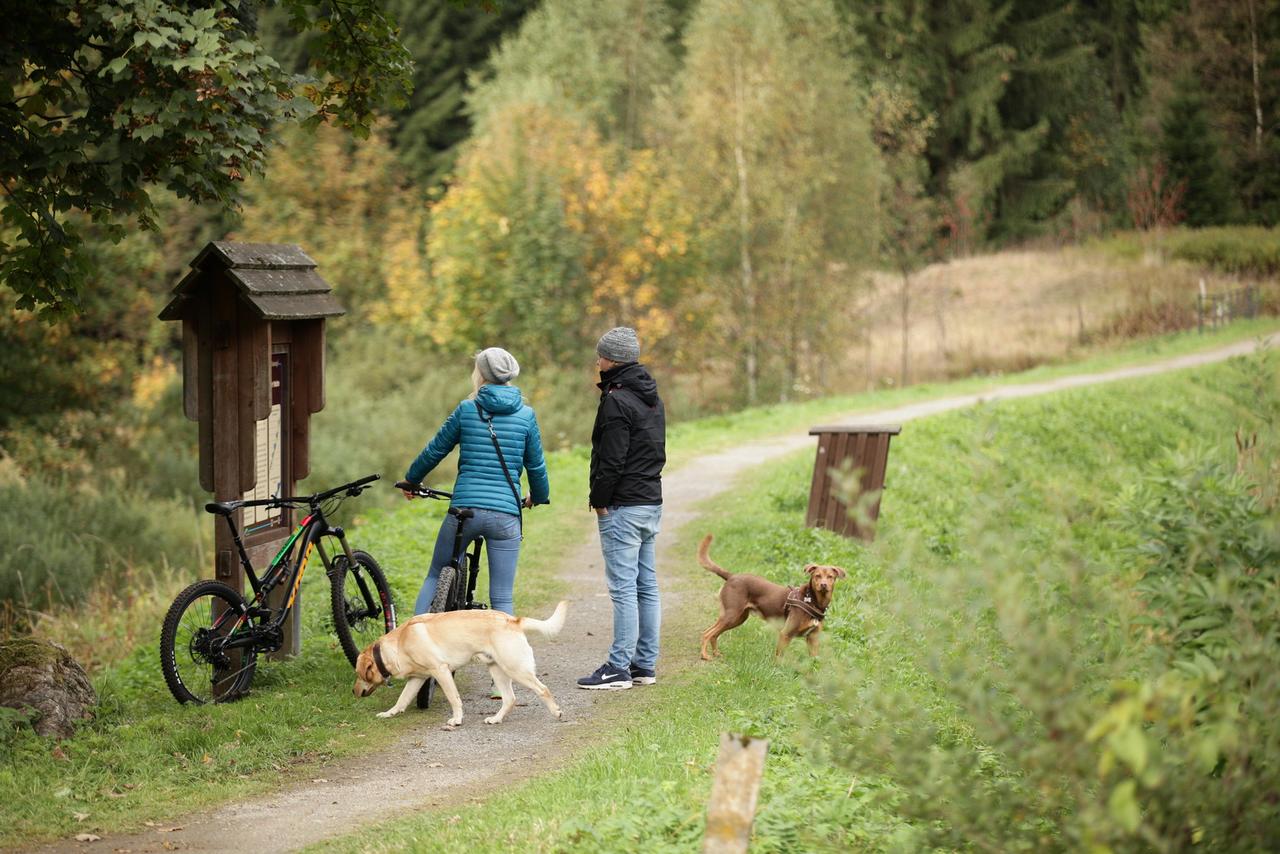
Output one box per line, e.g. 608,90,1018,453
1198,278,1206,334
703,734,769,854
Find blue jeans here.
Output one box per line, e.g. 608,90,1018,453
598,504,662,671
414,508,521,616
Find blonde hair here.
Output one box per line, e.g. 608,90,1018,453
468,364,486,400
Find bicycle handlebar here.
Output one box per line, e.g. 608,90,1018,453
314,473,381,503
227,474,381,511
394,480,453,500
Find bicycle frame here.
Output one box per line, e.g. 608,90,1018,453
463,538,484,607
210,503,363,650
443,507,489,610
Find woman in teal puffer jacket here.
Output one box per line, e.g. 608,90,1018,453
402,347,550,616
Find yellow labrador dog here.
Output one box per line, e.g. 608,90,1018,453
353,601,567,729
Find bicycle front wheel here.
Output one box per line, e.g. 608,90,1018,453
331,550,396,667
160,580,258,704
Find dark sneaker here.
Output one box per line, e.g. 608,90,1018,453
576,663,632,690
629,665,656,685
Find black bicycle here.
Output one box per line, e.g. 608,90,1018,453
160,474,394,704
395,480,489,707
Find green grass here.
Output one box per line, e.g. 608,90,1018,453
0,322,1273,849
304,354,1275,851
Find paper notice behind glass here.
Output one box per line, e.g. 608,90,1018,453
242,355,285,532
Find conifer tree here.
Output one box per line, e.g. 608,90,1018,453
1161,77,1236,226
840,0,1113,242
385,0,534,188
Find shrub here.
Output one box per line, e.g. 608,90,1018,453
1090,226,1280,279
1165,226,1280,277
1,472,204,617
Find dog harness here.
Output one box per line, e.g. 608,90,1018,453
371,642,393,680
784,587,827,621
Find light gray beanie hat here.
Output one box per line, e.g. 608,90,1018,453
476,347,520,384
596,327,640,363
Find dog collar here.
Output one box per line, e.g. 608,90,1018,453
371,643,393,680
785,586,827,621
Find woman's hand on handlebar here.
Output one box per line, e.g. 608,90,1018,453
394,479,452,501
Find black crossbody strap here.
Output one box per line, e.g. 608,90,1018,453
475,402,524,535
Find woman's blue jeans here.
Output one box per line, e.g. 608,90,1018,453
413,508,521,616
598,504,662,671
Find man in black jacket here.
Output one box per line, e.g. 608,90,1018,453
577,327,666,691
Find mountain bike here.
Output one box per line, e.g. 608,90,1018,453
395,479,489,708
160,474,394,704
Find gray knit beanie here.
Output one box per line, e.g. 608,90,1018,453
475,347,520,384
596,327,640,363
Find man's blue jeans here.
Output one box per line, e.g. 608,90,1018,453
598,504,662,671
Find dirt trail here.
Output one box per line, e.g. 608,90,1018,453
52,333,1275,853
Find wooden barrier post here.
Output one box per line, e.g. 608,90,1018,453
703,733,770,854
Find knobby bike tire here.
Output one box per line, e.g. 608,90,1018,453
330,550,396,667
160,579,258,704
427,561,461,614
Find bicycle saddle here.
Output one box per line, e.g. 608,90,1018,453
204,500,245,516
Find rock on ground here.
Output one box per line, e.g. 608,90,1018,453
0,638,96,738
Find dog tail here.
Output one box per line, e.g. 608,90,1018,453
519,600,568,641
698,534,732,580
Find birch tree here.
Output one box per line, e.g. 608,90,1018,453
672,0,879,404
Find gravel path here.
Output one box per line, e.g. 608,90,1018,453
51,333,1275,853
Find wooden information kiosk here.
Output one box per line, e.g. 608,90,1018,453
159,241,343,658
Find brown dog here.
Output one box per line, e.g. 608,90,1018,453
698,534,846,660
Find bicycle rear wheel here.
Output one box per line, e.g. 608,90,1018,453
330,550,396,667
427,560,465,614
160,580,258,704
418,557,468,710
427,563,453,612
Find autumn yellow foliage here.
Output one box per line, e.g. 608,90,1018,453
428,102,696,363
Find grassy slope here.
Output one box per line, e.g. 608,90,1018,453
0,320,1274,848
309,354,1274,852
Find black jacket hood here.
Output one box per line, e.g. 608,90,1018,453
598,362,659,407
590,361,665,508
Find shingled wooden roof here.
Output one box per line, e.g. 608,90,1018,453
158,241,345,321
